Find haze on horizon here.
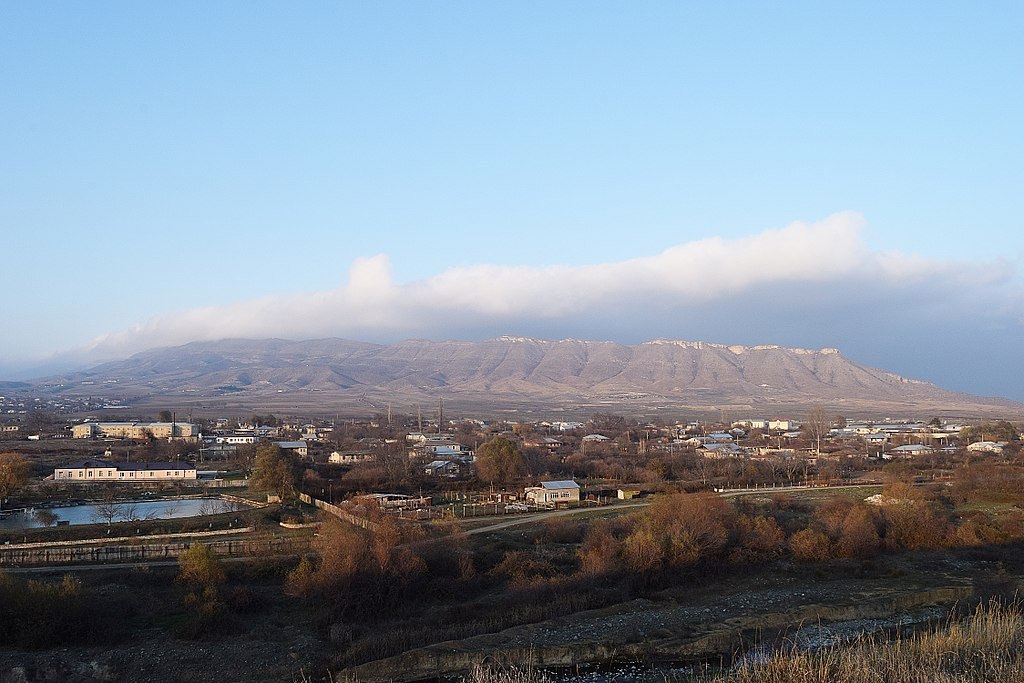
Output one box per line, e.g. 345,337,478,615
2,4,1022,400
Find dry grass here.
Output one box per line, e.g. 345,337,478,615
462,661,553,683
456,602,1024,683
716,600,1024,683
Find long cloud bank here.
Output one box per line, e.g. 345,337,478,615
60,213,1021,390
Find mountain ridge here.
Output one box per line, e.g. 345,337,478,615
26,337,1022,417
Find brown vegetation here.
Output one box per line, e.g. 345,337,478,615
715,600,1024,683
0,451,30,509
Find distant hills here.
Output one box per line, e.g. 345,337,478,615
27,337,1024,418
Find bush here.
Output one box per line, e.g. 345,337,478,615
789,528,833,562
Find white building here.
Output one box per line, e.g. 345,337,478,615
274,441,308,457
967,441,1008,454
72,422,198,441
219,435,256,445
329,451,376,464
525,480,581,506
53,460,197,482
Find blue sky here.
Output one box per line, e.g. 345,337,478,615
2,3,1022,399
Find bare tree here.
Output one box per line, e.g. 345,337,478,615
34,509,60,527
92,495,124,527
804,406,830,455
164,499,182,518
121,502,140,522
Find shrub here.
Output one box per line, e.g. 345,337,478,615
789,529,832,562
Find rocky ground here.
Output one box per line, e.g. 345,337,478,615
339,553,999,682
0,627,325,683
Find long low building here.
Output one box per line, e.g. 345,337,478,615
72,422,199,441
54,460,197,482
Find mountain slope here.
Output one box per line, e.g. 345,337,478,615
31,337,1022,417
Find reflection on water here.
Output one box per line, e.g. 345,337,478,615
0,497,245,530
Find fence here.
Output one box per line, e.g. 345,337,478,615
299,493,380,531
203,478,250,488
0,536,308,567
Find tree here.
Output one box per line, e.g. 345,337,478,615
789,529,832,561
92,494,124,527
252,413,278,428
836,505,881,558
624,493,731,572
475,437,527,483
25,410,55,433
249,444,299,500
960,421,1019,445
33,509,60,527
176,542,227,638
732,514,785,563
804,406,830,455
121,502,141,522
177,543,226,590
158,410,174,423
0,452,30,510
578,520,622,575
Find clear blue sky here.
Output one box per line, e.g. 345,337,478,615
2,3,1023,399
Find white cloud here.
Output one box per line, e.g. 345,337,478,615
50,212,1021,366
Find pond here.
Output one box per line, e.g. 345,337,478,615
0,497,247,530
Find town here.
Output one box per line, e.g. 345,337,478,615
1,402,1022,680
4,408,1019,511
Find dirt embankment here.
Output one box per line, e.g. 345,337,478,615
339,570,977,682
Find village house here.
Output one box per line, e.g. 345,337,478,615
523,437,564,452
329,451,377,464
701,442,744,458
423,459,468,478
525,480,581,506
274,440,309,458
408,436,473,460
967,441,1009,454
885,444,933,459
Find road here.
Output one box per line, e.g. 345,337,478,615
457,481,882,537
